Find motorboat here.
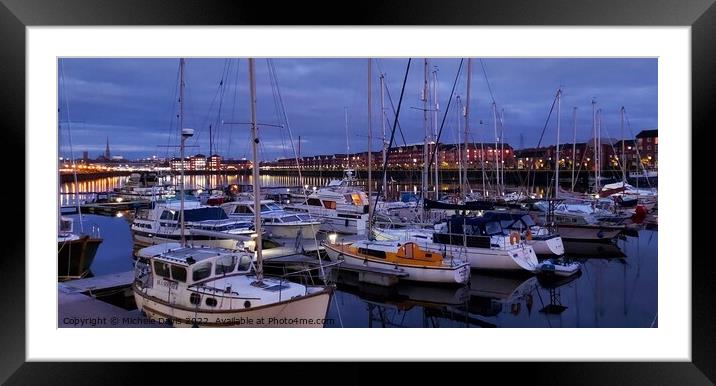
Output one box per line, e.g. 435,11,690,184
58,216,102,281
221,199,322,239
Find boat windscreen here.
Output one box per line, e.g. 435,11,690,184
177,207,229,222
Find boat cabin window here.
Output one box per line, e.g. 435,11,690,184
266,203,282,211
233,205,252,214
307,198,322,206
215,255,236,275
521,215,536,227
358,247,386,259
170,265,187,282
160,210,175,221
259,204,272,213
237,255,252,272
323,200,336,210
153,261,171,278
179,207,229,222
349,193,363,206
192,261,212,282
296,214,313,222
59,218,73,233
484,221,503,236
280,215,300,223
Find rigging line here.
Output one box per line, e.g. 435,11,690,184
375,59,408,146
267,60,288,160
371,58,412,232
479,59,498,105
213,58,232,157
227,58,241,158
165,64,181,159
189,62,228,150
59,61,84,232
526,89,558,195
428,58,464,173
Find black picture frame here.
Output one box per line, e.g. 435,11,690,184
1,0,712,383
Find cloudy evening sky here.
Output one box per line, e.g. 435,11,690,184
58,58,657,161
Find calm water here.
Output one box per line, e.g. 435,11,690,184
61,176,657,328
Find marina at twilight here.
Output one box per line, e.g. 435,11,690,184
58,57,658,328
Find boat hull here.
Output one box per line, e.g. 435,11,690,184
133,233,239,250
134,285,333,328
324,243,470,285
58,236,102,281
528,234,565,256
264,223,320,239
556,224,623,241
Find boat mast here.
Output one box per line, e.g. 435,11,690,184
248,58,263,283
367,58,373,228
380,73,387,197
179,58,186,247
421,58,429,212
591,98,598,192
554,88,562,199
500,108,505,194
620,106,626,183
432,66,439,198
456,95,463,195
492,102,499,196
571,106,577,189
344,107,350,170
597,108,602,191
464,58,472,197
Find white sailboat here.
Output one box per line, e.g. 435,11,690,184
132,58,332,327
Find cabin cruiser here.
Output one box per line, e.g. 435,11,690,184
114,172,175,201
373,215,540,273
481,211,564,256
323,238,470,285
133,243,332,327
58,216,103,281
528,200,625,242
221,199,322,239
131,200,254,250
284,192,369,235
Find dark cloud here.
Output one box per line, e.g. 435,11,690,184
58,58,657,160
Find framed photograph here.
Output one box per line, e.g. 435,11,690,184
2,0,711,383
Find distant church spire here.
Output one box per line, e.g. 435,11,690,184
105,137,111,159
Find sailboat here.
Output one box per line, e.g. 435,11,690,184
58,64,103,281
132,58,332,327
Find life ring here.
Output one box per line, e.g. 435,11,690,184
510,231,520,245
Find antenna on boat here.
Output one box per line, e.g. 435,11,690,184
178,58,191,247
248,58,264,284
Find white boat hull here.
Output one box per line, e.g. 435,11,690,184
316,215,367,235
134,285,332,328
324,245,470,285
528,235,565,256
264,223,320,239
133,233,239,250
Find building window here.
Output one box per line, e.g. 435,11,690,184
647,146,651,151
647,137,652,143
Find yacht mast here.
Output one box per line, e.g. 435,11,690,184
367,58,373,227
492,102,499,196
620,106,626,183
421,58,429,210
554,88,562,199
592,98,598,192
248,58,263,283
432,66,439,198
500,108,505,194
380,74,387,196
571,107,577,189
344,107,350,169
456,95,462,194
179,58,186,247
464,58,472,197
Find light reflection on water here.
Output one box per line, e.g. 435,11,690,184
59,174,546,206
